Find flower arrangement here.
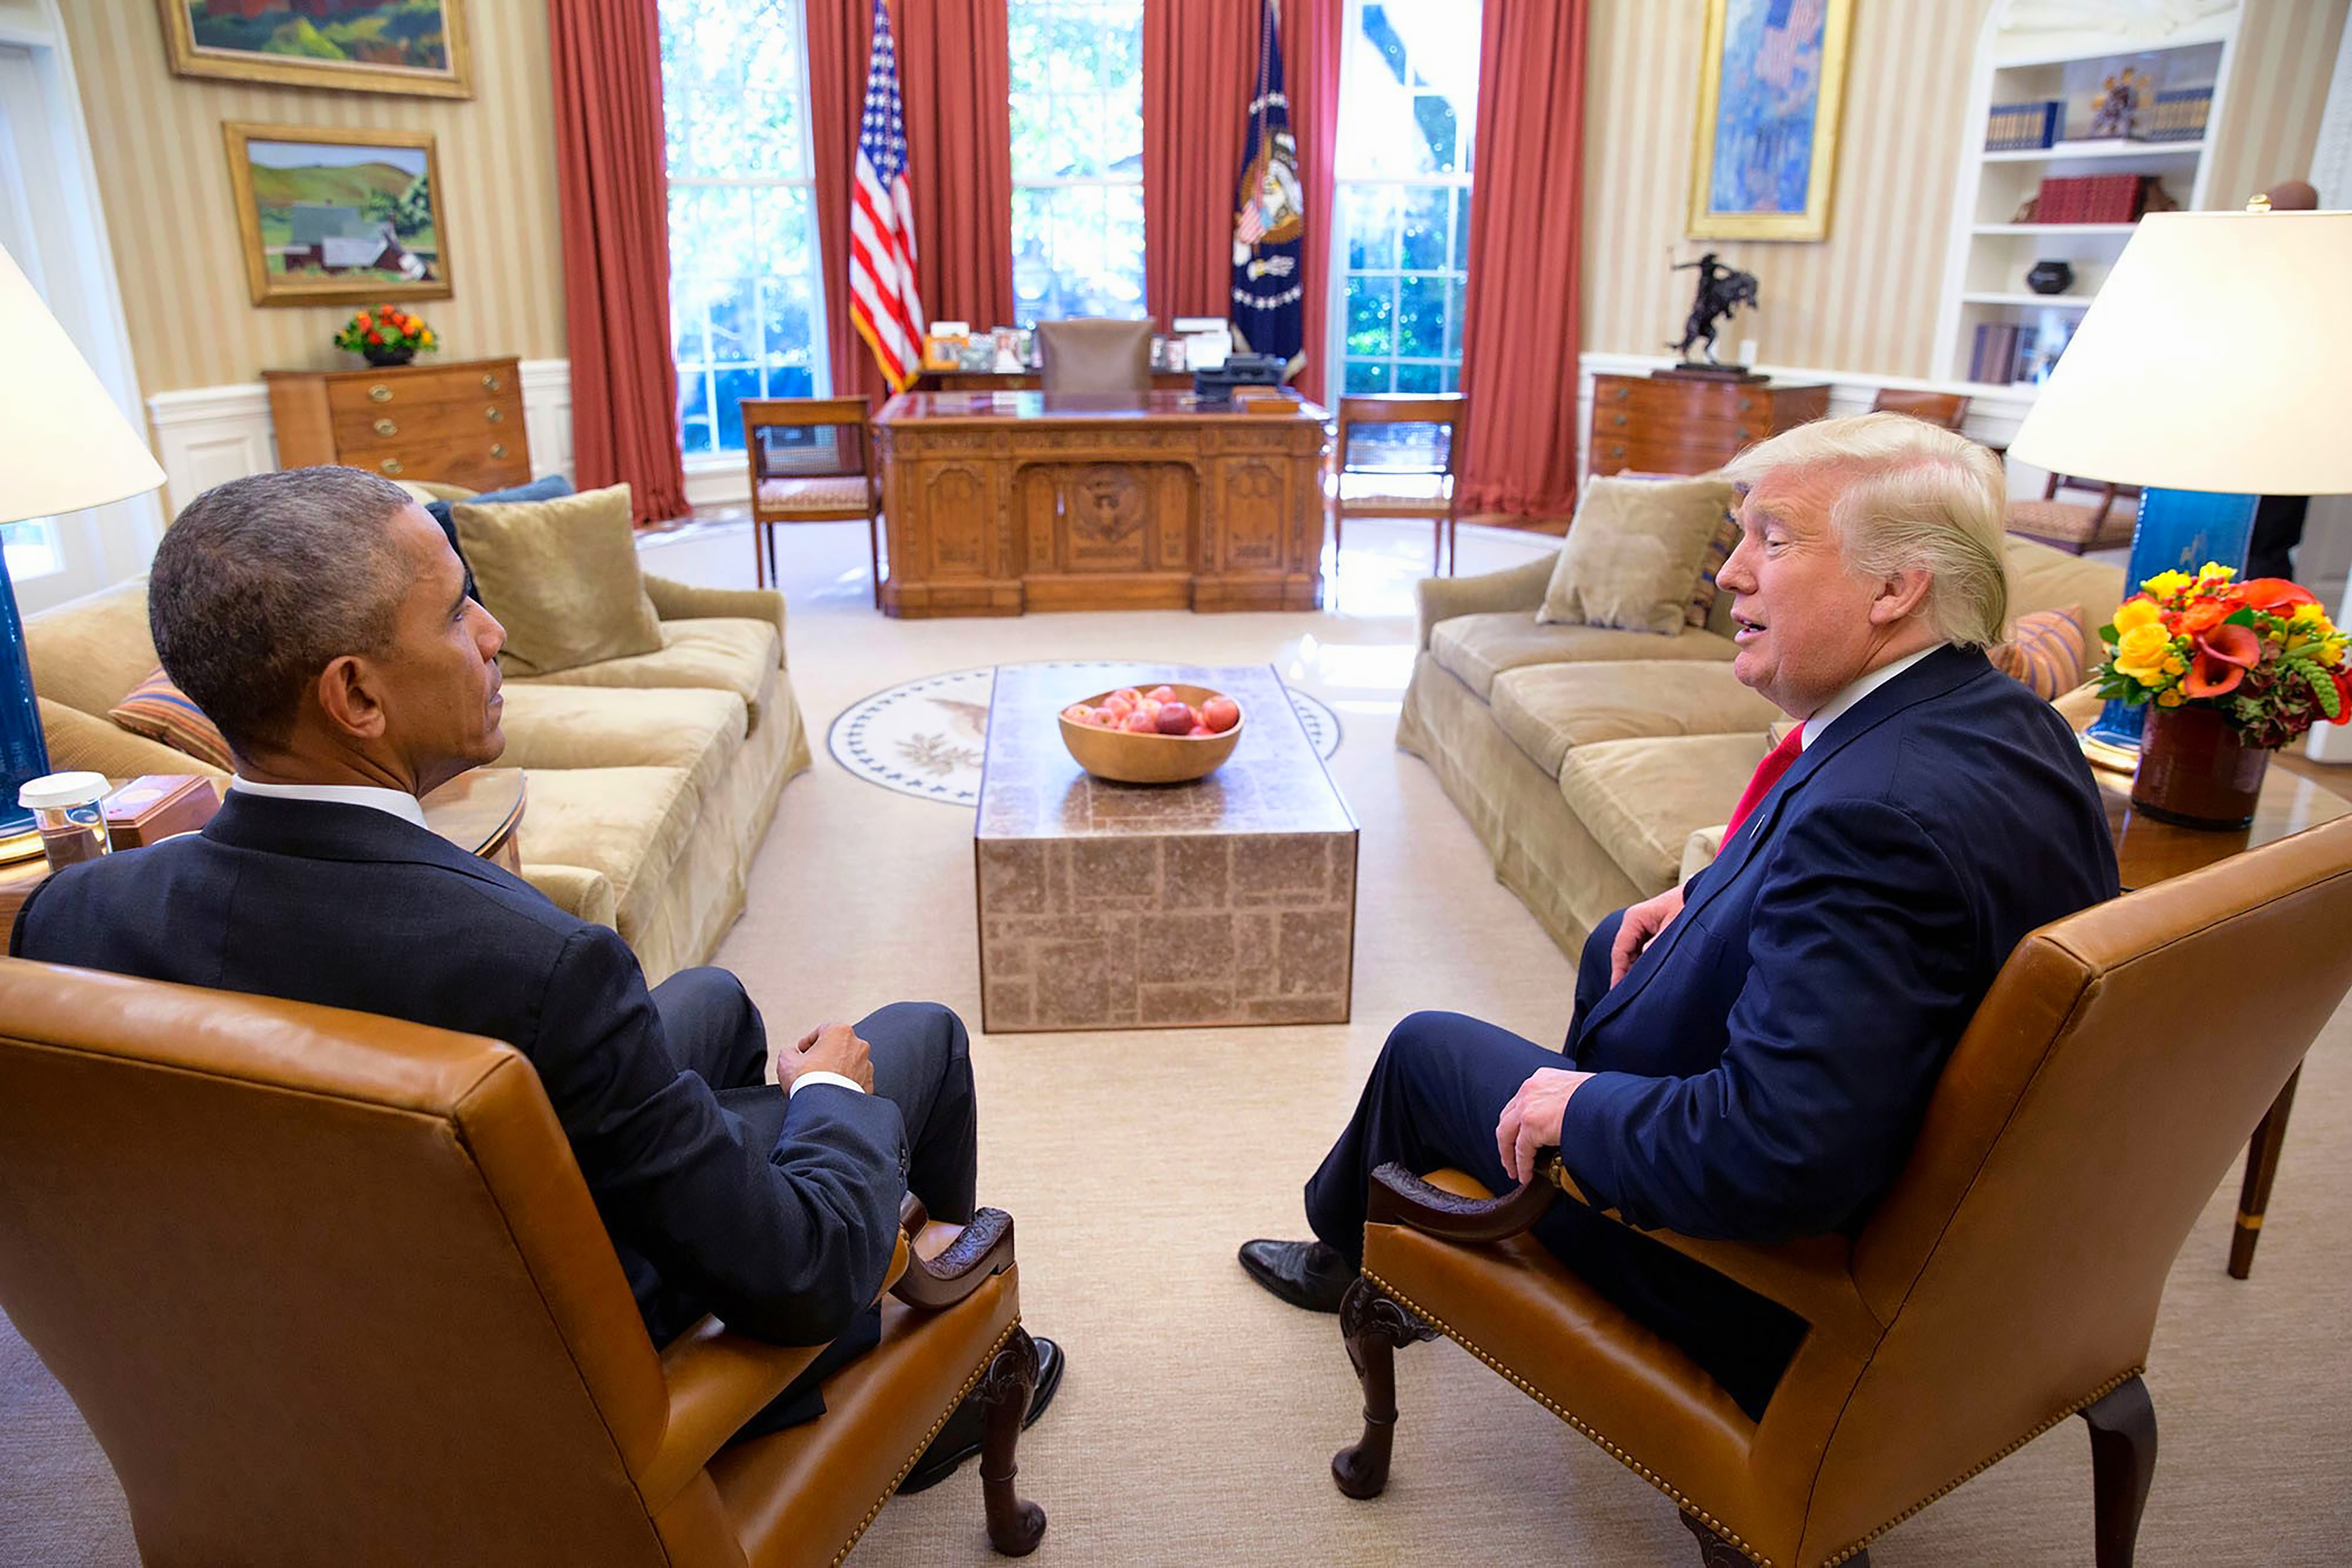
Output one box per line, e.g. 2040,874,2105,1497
333,303,437,365
2093,563,2350,749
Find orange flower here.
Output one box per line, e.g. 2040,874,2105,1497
2182,622,2261,698
2239,577,2319,613
2179,601,2230,636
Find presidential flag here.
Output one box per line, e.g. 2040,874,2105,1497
850,0,924,392
1231,0,1304,378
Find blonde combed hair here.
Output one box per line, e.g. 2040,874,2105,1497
1719,412,2011,648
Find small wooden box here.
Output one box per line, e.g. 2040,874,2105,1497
103,775,221,848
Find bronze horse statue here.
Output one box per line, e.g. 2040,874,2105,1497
1670,252,1759,365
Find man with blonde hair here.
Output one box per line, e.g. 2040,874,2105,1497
1242,413,2118,1419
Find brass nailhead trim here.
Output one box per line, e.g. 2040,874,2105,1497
1364,1269,2145,1568
826,1315,1023,1568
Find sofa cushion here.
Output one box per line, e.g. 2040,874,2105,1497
452,483,664,678
495,684,747,804
424,474,572,604
509,617,783,734
510,764,701,947
107,667,234,770
1559,731,1769,897
2004,534,2124,622
1490,662,1782,778
1540,474,1739,637
1431,612,1737,701
24,579,162,720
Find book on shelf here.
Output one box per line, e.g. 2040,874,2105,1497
1985,99,2063,151
1969,321,2023,385
2032,173,2155,225
2145,85,2212,143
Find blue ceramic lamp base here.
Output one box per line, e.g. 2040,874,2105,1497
0,550,54,858
2081,486,2259,764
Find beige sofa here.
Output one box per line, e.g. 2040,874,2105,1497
27,572,812,986
1395,533,2125,957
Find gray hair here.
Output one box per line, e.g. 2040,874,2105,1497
148,466,418,757
1720,412,2011,647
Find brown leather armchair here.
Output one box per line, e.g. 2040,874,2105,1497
1328,815,2352,1567
0,961,1045,1566
1035,318,1152,394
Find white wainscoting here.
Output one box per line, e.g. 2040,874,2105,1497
145,358,577,514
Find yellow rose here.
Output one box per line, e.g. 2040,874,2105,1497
2163,655,2187,676
2114,624,2172,664
2292,601,2326,624
2112,598,2162,633
2197,561,2236,583
2157,688,2186,707
2142,570,2194,599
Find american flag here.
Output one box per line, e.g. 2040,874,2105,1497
850,0,924,393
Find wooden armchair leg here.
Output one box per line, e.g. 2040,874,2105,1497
2082,1376,2156,1568
2229,1066,2299,1279
977,1325,1047,1556
1330,1275,1437,1501
1682,1512,1853,1567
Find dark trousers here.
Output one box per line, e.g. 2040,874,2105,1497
1301,915,1805,1421
654,971,980,1435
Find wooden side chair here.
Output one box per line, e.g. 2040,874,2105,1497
1868,388,1971,431
741,397,883,602
0,961,1047,1566
1325,815,2352,1566
1332,394,1468,575
2007,470,2143,556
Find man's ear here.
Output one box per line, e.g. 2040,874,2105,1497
314,655,388,741
1870,566,1935,626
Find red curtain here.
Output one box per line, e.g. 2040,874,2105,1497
547,0,688,524
1455,1,1587,519
808,0,1014,401
1140,0,1340,401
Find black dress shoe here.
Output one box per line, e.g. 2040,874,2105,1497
898,1335,1064,1496
1238,1238,1355,1312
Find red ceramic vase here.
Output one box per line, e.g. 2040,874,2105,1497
2130,702,2270,829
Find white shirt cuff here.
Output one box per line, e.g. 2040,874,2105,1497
788,1069,865,1098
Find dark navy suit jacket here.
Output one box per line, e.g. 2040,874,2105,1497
10,791,909,1350
1559,644,2119,1241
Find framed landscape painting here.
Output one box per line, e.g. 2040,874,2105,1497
223,124,453,308
1687,0,1854,241
161,0,472,100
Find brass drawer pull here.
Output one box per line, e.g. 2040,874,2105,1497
1610,414,1627,429
485,405,503,423
379,457,405,476
1733,426,1751,440
368,384,394,403
1608,443,1626,459
1737,397,1754,412
373,417,397,437
1611,386,1631,401
481,373,503,392
490,442,507,459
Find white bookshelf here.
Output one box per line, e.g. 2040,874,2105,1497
1934,4,2243,388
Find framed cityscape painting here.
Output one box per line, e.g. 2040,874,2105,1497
160,0,473,100
223,124,452,308
1687,0,1854,241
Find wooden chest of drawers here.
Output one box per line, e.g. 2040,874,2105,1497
264,356,531,492
1588,373,1829,477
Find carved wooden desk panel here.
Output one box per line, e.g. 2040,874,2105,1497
873,391,1329,617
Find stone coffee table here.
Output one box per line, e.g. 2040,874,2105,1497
975,663,1358,1033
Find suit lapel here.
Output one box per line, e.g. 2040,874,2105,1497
1575,645,1992,1041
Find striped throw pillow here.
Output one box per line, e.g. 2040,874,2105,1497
1686,509,1743,630
1989,605,2092,700
108,668,233,770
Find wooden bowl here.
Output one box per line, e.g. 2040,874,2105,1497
1058,683,1244,784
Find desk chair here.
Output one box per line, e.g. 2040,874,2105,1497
0,961,1047,1566
1868,389,1971,431
1035,319,1152,394
2007,470,2143,556
1327,815,2352,1567
1332,394,1467,575
741,397,883,602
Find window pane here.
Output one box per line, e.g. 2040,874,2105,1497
1345,184,1399,270
714,367,763,450
1007,0,1145,323
659,0,808,180
1343,359,1392,394
1397,274,1446,358
1339,0,1480,179
1346,276,1396,359
1453,187,1472,270
1395,361,1442,394
1398,187,1448,270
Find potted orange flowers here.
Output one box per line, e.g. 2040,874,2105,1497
333,303,437,368
2092,563,2350,828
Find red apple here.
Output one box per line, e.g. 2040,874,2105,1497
1111,688,1143,708
1146,684,1176,702
1120,709,1158,734
1200,695,1241,733
1155,702,1194,734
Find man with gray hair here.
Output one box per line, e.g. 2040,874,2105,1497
13,467,1059,1474
1242,413,2118,1420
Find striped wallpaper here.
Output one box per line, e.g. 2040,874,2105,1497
58,0,567,396
53,0,2350,401
1581,0,2348,379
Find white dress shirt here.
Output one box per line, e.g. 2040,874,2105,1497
227,776,859,1098
1799,644,1944,750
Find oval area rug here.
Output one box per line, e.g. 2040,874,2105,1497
828,662,1341,805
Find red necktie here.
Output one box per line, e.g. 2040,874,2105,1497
1724,728,1805,840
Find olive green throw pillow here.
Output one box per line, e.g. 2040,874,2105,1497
1538,474,1742,637
450,483,664,678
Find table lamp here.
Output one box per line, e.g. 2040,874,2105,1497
2005,205,2352,759
0,242,168,857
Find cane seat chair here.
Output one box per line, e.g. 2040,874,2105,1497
1331,394,1468,575
741,397,884,601
1327,816,2352,1566
2007,471,2143,556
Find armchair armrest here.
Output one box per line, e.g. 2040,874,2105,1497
638,1225,914,1508
891,1206,1018,1310
1414,554,1555,651
642,574,788,659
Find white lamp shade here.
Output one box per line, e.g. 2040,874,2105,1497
0,241,165,528
2005,210,2352,497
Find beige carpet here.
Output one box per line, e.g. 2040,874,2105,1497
5,518,2347,1566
